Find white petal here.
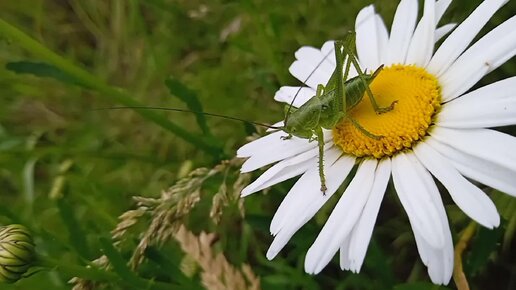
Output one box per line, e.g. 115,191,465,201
339,235,353,271
412,229,430,265
445,12,516,62
435,23,456,42
356,5,382,70
430,127,516,174
391,153,445,249
268,148,345,234
321,40,337,66
438,76,516,129
241,143,333,196
440,15,516,102
294,46,337,74
427,0,508,76
274,86,316,107
435,0,452,24
289,43,336,90
414,141,500,228
375,15,389,65
266,120,283,132
402,153,453,285
427,138,516,197
346,158,392,273
408,153,454,284
266,151,355,259
304,159,378,274
238,130,332,172
406,0,435,67
385,0,418,65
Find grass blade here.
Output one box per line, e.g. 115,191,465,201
0,18,222,157
166,77,212,136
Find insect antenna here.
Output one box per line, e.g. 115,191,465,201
94,106,283,130
283,44,336,125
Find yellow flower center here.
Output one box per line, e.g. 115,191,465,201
332,65,441,159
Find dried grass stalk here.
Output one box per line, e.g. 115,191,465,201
70,157,254,289
129,158,244,269
70,256,110,290
175,225,261,290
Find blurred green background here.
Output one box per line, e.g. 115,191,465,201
0,0,515,289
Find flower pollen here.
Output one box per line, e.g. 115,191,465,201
333,65,441,158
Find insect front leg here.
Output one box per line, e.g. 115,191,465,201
315,127,327,194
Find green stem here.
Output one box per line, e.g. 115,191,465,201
35,255,117,282
453,222,476,290
0,17,222,157
35,255,178,290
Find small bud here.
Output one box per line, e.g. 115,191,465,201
0,224,35,283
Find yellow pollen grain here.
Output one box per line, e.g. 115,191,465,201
332,65,441,159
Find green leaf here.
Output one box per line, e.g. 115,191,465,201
465,222,505,275
56,198,91,259
0,19,222,156
144,247,196,288
364,239,395,288
165,77,212,136
5,61,85,87
99,237,147,289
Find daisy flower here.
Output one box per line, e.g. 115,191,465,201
238,0,516,285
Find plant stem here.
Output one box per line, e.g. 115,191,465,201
0,17,222,157
453,222,476,290
35,255,118,282
35,255,179,290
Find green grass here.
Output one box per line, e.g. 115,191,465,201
0,0,515,289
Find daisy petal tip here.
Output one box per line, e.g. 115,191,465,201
489,213,501,229
288,61,303,77
239,163,254,173
358,4,375,17
350,259,363,274
236,146,254,158
240,186,254,198
429,271,451,286
305,264,323,275
477,207,501,229
303,255,321,275
265,248,278,261
272,90,283,102
350,265,361,274
494,216,501,228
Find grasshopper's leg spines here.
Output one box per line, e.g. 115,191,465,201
348,116,383,140
315,127,327,194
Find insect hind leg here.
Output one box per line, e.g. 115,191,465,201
342,36,397,115
367,66,397,114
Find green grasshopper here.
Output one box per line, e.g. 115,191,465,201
280,31,396,193
102,32,395,194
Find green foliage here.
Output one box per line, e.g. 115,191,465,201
0,0,515,289
165,77,212,137
5,61,84,87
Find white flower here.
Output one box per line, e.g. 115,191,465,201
238,0,516,285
